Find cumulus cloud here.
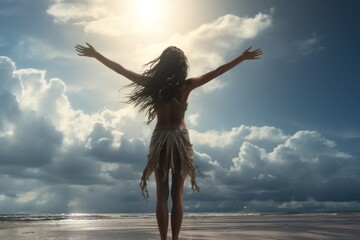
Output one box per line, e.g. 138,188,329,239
2,42,359,213
0,56,150,212
190,125,287,149
185,13,271,80
133,12,272,92
1,8,359,212
188,125,359,211
47,0,271,91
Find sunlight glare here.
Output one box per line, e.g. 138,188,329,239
134,0,163,31
138,0,161,22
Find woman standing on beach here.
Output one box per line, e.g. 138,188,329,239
75,43,262,240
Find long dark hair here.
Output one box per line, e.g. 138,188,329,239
126,46,189,124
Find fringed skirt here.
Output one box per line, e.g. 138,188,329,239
140,128,200,199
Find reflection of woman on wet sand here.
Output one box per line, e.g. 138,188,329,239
75,43,262,240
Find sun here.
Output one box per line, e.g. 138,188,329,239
137,0,162,25
127,0,163,32
110,0,166,34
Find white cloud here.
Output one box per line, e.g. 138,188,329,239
0,56,22,95
187,124,359,211
133,12,271,92
181,13,271,75
190,125,287,148
47,0,165,36
231,141,267,170
47,0,109,24
187,113,200,127
16,191,37,204
190,127,245,148
247,126,287,142
0,56,150,212
2,6,360,212
47,0,271,90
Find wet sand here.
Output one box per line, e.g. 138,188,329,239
1,213,359,239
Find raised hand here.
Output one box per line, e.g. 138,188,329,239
241,47,263,60
75,42,97,57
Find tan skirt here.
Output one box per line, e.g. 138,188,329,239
140,128,200,199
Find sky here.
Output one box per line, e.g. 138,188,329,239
0,0,359,214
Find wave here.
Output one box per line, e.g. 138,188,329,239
0,213,154,222
0,211,356,222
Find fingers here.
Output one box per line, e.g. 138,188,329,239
251,48,262,54
252,48,263,57
243,46,252,53
242,47,263,60
86,42,93,49
75,45,84,51
75,44,91,51
75,43,96,57
75,44,86,49
75,47,84,52
75,45,87,57
255,48,262,53
245,47,262,53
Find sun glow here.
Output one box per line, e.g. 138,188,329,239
137,0,162,24
131,0,164,32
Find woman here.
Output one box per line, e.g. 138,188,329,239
75,43,262,240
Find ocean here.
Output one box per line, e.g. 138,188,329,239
0,211,352,222
1,212,359,239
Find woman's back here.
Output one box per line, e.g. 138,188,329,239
155,82,191,129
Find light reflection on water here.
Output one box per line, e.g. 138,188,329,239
1,213,360,240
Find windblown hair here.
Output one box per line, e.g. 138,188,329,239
126,46,189,124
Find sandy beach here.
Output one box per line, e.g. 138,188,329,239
1,213,359,240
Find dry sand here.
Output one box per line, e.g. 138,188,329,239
1,213,359,239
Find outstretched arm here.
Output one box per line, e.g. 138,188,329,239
75,43,146,85
187,47,262,90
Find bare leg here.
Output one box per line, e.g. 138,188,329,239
170,156,185,240
155,150,169,240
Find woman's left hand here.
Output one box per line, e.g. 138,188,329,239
241,47,263,60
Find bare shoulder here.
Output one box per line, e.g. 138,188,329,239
182,78,196,92
174,79,192,100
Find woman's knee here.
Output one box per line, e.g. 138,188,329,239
171,176,184,200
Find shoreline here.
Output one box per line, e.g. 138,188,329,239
1,212,360,239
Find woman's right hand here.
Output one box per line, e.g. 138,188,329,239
75,42,97,57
